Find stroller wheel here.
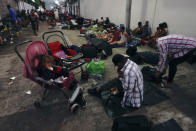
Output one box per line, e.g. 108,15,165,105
34,101,41,108
69,103,79,113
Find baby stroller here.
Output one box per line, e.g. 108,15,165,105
42,30,86,72
14,40,86,112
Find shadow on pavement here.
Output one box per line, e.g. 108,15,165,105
0,101,71,131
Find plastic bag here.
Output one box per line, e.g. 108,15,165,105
86,60,105,75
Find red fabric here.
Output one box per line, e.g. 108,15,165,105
67,49,77,56
113,30,120,41
62,72,75,90
56,66,62,73
48,41,62,54
48,42,77,59
80,28,86,34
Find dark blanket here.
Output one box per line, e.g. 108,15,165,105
90,38,112,56
151,119,184,131
128,52,159,66
0,101,71,131
90,78,169,118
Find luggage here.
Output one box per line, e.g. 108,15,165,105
112,115,151,131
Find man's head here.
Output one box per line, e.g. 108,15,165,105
7,5,11,9
120,26,125,32
138,22,142,27
145,21,149,26
112,54,127,69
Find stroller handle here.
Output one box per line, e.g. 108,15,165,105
14,40,32,63
42,30,69,48
42,30,64,40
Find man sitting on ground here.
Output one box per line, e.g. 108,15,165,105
154,34,196,87
133,22,143,37
88,54,144,109
141,21,152,38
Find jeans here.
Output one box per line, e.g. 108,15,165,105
168,48,196,82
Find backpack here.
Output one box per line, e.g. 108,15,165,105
112,115,151,131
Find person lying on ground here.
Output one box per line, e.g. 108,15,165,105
154,34,196,87
88,54,143,109
110,26,130,45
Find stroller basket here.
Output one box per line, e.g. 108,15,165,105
42,30,86,72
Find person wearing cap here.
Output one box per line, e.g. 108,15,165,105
88,54,143,109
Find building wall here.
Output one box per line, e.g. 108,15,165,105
0,0,17,17
18,1,35,11
80,0,196,37
80,0,126,25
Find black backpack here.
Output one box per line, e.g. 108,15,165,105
112,115,152,131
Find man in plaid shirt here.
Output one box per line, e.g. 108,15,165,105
113,54,143,108
88,54,143,109
155,34,196,86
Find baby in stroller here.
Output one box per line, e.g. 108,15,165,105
32,55,69,81
32,54,87,112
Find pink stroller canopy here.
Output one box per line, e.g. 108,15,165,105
23,41,48,82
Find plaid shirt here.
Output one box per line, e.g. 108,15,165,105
157,34,196,72
120,59,143,108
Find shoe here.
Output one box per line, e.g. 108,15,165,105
69,103,79,113
88,88,101,97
